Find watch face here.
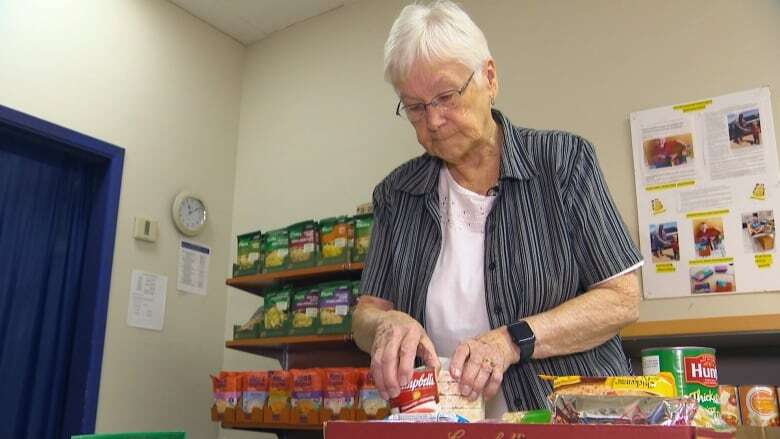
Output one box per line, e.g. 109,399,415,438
179,196,206,231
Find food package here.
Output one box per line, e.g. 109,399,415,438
262,228,289,272
242,371,269,414
739,385,780,427
351,213,374,262
389,367,439,414
541,373,677,397
501,409,552,424
265,370,292,423
261,287,291,337
211,371,240,422
385,412,468,423
323,368,359,420
289,286,319,335
317,281,352,334
291,369,323,424
550,394,698,426
288,221,317,269
236,231,262,276
719,385,740,426
357,368,389,419
318,216,350,265
437,358,485,422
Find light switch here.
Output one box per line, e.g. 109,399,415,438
133,217,159,242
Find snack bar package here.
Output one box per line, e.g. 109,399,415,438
291,368,323,424
323,368,359,420
437,358,484,421
541,373,678,397
389,367,439,414
242,371,269,415
265,370,292,423
357,368,389,419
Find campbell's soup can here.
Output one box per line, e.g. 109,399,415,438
738,385,780,426
719,385,741,426
641,347,720,418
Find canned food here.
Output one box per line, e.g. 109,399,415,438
738,385,780,427
641,347,720,418
389,368,439,414
719,385,740,426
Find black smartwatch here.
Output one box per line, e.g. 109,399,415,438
507,320,535,362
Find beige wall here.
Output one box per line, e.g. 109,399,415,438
228,3,780,423
0,1,243,438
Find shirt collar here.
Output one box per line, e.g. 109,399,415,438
393,108,536,195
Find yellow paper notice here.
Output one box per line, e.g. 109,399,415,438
755,254,772,269
656,263,676,273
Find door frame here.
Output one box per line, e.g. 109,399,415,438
0,104,124,435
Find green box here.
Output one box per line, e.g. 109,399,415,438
351,214,374,262
318,216,350,265
317,281,352,335
236,230,262,276
261,287,291,337
287,220,318,269
350,280,361,314
288,286,320,336
262,228,289,273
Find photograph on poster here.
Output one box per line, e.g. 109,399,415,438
728,108,762,148
650,221,679,262
692,218,726,258
689,263,735,294
741,210,775,253
642,134,694,170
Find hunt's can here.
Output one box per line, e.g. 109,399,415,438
738,385,780,427
641,347,720,418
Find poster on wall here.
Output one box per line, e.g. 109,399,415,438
629,87,779,299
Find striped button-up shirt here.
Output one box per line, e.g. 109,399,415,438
360,109,643,410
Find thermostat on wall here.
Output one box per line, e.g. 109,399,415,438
134,217,159,242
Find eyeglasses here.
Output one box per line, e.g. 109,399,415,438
395,71,475,122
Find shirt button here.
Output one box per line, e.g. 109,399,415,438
493,305,502,316
515,398,523,408
488,261,496,270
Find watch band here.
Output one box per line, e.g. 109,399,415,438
508,320,536,362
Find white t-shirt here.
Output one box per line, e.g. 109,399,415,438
424,165,508,418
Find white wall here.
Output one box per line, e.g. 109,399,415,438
0,2,244,439
227,4,780,426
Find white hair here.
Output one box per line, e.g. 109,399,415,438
383,1,492,87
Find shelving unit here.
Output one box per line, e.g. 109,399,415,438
222,263,369,438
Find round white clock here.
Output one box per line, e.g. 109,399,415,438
172,190,207,236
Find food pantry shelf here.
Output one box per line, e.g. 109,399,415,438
225,334,369,368
226,262,364,295
222,420,322,433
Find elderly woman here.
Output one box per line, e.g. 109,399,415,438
353,1,643,417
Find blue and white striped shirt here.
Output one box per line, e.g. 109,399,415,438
361,109,643,410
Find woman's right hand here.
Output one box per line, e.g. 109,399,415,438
370,310,440,400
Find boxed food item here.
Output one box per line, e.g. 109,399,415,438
350,280,361,315
237,371,269,424
265,370,292,423
288,220,318,269
211,371,240,422
233,298,264,340
317,281,352,335
291,369,324,425
289,286,320,336
437,358,484,422
719,384,740,426
351,213,374,263
739,385,780,426
261,287,291,338
356,368,390,420
322,368,360,421
389,367,439,414
262,228,289,273
318,216,350,265
235,231,262,276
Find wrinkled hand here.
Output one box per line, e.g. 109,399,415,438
450,326,521,401
371,310,440,400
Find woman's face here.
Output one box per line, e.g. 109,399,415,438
396,60,497,164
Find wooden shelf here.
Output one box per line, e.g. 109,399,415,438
226,262,364,295
620,314,780,357
222,420,322,432
226,334,370,368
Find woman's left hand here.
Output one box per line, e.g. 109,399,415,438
450,326,521,401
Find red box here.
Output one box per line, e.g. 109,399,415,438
323,422,735,439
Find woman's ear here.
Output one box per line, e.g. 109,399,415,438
484,59,498,99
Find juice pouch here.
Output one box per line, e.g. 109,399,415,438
291,368,324,424
317,281,352,334
262,287,291,337
262,228,289,272
290,286,319,336
323,368,359,420
265,370,292,423
352,214,374,263
288,221,317,269
242,371,269,414
318,216,349,265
